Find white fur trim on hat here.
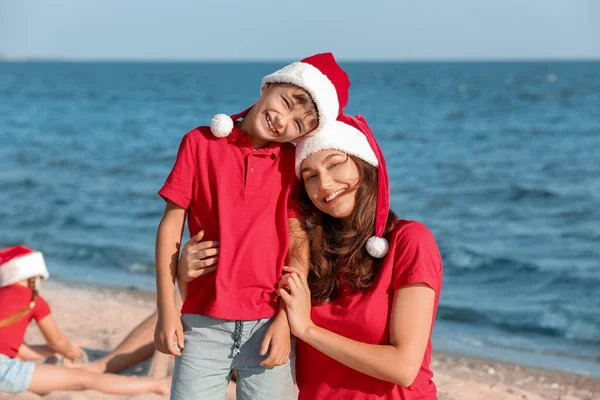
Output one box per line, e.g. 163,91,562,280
210,114,234,138
366,236,389,258
295,120,378,178
0,251,49,287
262,62,339,136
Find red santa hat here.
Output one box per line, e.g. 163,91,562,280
210,52,350,138
295,114,391,258
0,245,49,287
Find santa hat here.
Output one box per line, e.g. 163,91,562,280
210,52,350,138
0,245,49,287
295,114,391,258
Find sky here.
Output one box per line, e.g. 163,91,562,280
0,0,599,61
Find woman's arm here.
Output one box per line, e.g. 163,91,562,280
35,314,81,361
176,231,220,300
280,270,435,387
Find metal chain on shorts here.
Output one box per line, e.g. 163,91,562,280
232,320,243,357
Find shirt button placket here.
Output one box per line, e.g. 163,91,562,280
247,156,256,188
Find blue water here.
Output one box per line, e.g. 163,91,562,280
1,61,599,377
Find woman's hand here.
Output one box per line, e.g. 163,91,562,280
278,266,315,339
177,231,220,282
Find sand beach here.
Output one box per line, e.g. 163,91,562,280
0,280,596,400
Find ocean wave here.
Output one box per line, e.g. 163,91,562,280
47,157,94,170
444,247,600,288
105,165,142,176
0,177,38,190
127,262,155,273
507,184,561,201
437,305,600,344
59,215,107,230
445,111,466,121
46,243,153,274
556,207,595,219
24,91,79,101
517,92,544,103
134,209,164,219
559,230,600,241
445,247,539,274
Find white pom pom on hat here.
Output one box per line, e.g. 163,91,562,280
210,114,234,138
295,114,391,258
209,107,254,138
366,236,390,259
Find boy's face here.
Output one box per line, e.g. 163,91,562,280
250,83,319,143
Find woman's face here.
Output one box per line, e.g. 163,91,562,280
301,150,361,221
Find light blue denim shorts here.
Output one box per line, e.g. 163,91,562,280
0,354,35,393
170,314,295,400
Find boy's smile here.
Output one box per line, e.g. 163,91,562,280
239,83,318,148
264,112,280,135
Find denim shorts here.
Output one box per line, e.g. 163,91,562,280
0,354,35,393
170,314,295,400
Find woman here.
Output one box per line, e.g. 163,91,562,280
180,114,443,399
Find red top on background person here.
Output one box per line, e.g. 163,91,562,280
0,245,51,358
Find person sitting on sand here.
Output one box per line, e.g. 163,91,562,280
0,245,170,396
79,232,216,377
81,293,184,377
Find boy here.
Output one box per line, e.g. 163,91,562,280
155,53,350,399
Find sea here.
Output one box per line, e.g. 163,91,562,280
1,60,598,377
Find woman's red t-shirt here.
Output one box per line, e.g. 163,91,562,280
296,220,443,399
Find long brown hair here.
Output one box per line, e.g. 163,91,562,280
0,277,39,328
299,156,397,304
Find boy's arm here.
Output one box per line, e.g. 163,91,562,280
154,200,187,356
260,217,309,367
35,314,82,361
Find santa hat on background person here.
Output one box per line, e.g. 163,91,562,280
0,245,49,287
210,52,350,138
295,114,391,258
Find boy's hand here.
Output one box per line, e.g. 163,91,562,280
154,310,185,356
177,231,220,283
259,313,291,368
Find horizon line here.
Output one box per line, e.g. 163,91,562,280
1,56,599,63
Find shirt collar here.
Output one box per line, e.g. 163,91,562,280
226,125,246,143
227,125,283,158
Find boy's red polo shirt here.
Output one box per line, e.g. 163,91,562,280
159,125,298,320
